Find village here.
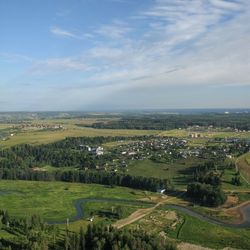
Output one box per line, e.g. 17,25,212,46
79,135,250,172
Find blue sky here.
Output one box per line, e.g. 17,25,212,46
0,0,250,111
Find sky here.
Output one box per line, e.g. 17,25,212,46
0,0,250,111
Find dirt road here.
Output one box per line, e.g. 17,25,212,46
113,201,163,229
113,193,185,229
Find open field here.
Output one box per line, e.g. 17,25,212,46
0,124,13,130
102,139,134,148
175,210,250,249
237,153,250,184
30,117,119,126
160,129,250,139
0,126,159,148
128,158,205,188
246,154,250,165
222,168,250,191
0,180,155,222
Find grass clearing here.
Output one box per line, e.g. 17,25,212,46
102,140,134,149
128,158,205,189
222,168,250,191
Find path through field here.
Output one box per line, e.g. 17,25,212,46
113,193,184,229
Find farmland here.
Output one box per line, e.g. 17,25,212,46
0,124,159,149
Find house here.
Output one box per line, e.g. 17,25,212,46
88,216,94,222
80,145,92,151
128,151,137,156
91,146,104,156
157,189,166,194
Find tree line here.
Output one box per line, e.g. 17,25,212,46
87,113,250,130
0,210,176,250
64,224,176,250
0,168,170,192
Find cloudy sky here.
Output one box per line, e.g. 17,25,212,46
0,0,250,111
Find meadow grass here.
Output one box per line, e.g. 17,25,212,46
128,158,204,188
176,211,250,249
237,153,250,183
222,168,250,191
0,180,153,221
246,154,250,165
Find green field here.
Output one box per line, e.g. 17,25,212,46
128,158,204,188
0,126,159,148
246,154,250,165
176,210,250,249
222,168,250,190
237,153,250,183
160,129,250,139
128,207,250,249
0,180,153,222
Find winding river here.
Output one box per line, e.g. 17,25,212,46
48,198,250,228
47,198,154,225
1,191,250,228
165,204,250,229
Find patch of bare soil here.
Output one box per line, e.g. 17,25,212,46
139,195,167,203
113,206,154,229
177,242,212,250
32,167,46,172
222,195,239,208
225,201,250,224
113,197,169,229
178,242,240,250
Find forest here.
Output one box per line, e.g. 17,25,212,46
187,162,226,206
0,211,176,250
88,113,250,130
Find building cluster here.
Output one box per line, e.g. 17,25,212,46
15,124,64,130
189,133,204,138
113,137,187,161
80,145,104,156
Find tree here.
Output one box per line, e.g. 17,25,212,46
80,227,85,250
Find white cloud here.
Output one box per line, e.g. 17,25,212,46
29,57,91,74
50,26,92,40
0,53,33,63
50,26,77,38
5,0,249,110
36,0,250,90
96,20,132,39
